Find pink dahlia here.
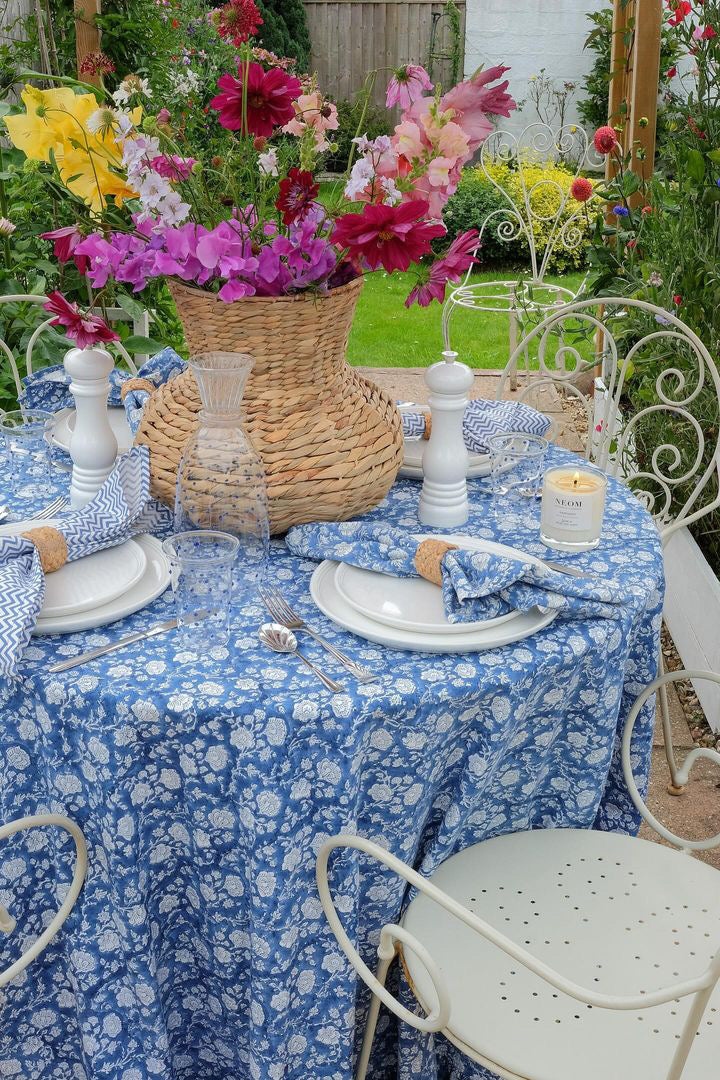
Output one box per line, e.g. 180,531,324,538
210,64,302,136
275,168,319,225
570,176,593,202
594,125,619,154
386,64,433,110
213,0,262,46
331,201,446,274
43,291,119,349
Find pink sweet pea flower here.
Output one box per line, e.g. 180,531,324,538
386,64,433,110
43,291,119,349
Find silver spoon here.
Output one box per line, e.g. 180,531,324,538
258,622,345,694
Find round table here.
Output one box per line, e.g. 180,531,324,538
0,446,664,1080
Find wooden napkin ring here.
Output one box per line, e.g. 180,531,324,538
21,526,68,574
414,539,457,587
421,414,432,440
120,377,155,401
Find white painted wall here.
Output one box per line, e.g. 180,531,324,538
464,0,607,138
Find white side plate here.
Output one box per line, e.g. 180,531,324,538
34,535,169,635
50,407,134,454
334,535,524,635
400,438,491,480
310,534,557,653
41,539,147,618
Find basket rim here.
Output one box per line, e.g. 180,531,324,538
167,274,364,307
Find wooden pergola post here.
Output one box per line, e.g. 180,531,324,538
74,0,102,88
607,0,663,194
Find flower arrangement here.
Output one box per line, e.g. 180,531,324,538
4,3,515,325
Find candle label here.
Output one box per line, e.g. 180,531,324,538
542,492,594,533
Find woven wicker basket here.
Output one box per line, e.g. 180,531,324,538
133,276,403,534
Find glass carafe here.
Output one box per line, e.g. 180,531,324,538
174,352,269,595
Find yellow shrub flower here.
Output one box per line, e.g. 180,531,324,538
4,85,140,212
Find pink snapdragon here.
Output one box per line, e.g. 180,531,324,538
283,91,339,152
386,64,433,110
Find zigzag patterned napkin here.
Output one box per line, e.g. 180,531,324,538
285,521,639,624
0,447,161,679
401,398,551,453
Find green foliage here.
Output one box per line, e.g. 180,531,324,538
323,98,391,174
256,0,311,71
585,2,720,574
443,162,592,273
577,6,682,152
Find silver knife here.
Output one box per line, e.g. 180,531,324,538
540,559,586,578
48,618,180,673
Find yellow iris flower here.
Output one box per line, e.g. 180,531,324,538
4,85,140,212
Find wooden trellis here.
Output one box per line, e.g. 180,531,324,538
608,0,663,188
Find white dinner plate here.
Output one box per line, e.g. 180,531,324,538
49,407,134,454
34,535,169,635
310,535,557,653
399,438,491,480
41,539,147,618
334,536,522,635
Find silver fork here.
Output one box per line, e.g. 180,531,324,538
259,585,379,683
31,496,69,520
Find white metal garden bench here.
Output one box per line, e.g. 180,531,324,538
317,668,720,1080
0,814,87,987
495,296,720,793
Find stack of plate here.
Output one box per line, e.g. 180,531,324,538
47,408,134,456
0,518,170,634
310,534,557,653
399,437,490,480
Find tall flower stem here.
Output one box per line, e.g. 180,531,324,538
0,145,11,270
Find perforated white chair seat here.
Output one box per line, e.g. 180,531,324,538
403,829,720,1080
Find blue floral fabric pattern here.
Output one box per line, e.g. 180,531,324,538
0,445,663,1080
21,347,185,413
286,521,638,621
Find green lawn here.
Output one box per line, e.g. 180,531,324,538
347,270,586,368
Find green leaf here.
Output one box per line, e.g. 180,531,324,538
687,148,706,183
116,293,146,320
122,334,165,352
706,150,720,163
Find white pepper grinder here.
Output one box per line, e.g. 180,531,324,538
418,350,473,527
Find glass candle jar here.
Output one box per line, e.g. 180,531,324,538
540,464,608,551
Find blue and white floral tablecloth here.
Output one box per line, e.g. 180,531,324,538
0,446,663,1080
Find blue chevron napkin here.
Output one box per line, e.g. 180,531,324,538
0,447,163,679
286,521,638,624
401,398,551,453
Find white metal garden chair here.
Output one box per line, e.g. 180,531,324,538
0,814,87,987
442,122,599,381
0,294,139,407
495,296,720,793
317,669,720,1080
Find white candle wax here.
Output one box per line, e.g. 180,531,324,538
540,465,607,550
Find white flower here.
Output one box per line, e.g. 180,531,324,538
0,217,16,236
113,75,151,106
344,156,374,200
86,107,117,135
138,171,173,206
169,69,200,97
114,110,136,140
257,148,278,176
380,176,401,205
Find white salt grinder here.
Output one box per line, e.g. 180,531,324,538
64,347,118,509
418,350,473,527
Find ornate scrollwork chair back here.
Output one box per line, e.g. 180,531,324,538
442,123,602,369
0,294,139,407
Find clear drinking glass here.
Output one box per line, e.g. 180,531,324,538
488,432,549,499
0,410,54,502
162,530,240,652
174,353,270,601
